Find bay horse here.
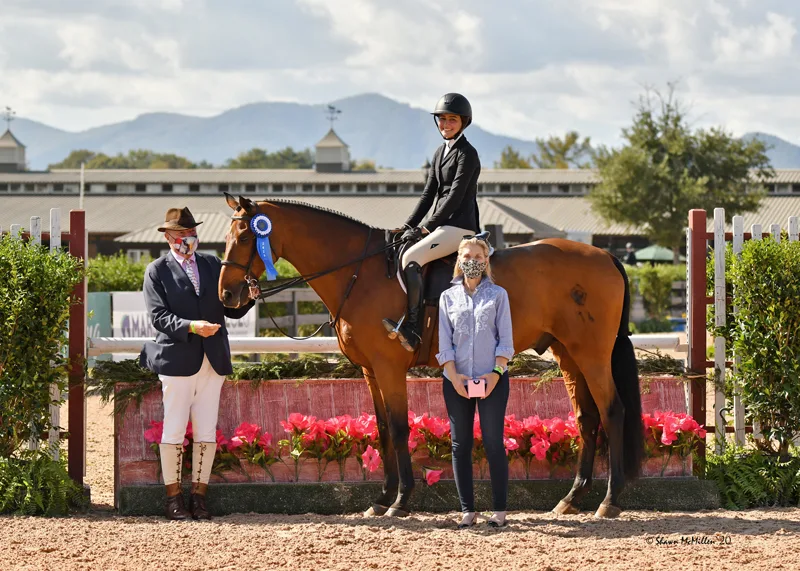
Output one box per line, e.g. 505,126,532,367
218,194,643,519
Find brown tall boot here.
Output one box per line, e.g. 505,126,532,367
190,442,214,520
190,482,211,520
165,482,191,520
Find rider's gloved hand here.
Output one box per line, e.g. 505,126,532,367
402,226,423,242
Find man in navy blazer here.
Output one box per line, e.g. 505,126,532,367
140,207,253,520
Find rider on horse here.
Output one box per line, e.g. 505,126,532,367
382,93,482,352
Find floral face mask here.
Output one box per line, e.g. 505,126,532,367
459,259,487,279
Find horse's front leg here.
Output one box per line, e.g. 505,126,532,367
374,364,415,517
363,367,397,516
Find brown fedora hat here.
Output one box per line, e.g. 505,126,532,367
157,207,203,232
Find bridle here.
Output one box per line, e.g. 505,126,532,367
220,210,405,340
220,214,262,293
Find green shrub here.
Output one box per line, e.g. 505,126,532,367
87,252,149,292
715,238,800,457
626,263,685,320
0,235,84,457
631,318,675,333
0,449,87,516
705,445,800,509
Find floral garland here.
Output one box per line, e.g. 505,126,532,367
143,410,707,485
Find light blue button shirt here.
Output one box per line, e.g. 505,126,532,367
436,277,515,378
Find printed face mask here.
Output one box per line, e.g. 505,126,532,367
172,235,198,255
459,259,486,279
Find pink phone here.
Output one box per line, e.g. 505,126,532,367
466,378,486,398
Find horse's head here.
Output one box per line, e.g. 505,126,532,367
219,193,280,308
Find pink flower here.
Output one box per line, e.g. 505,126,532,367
230,422,262,449
503,437,519,452
504,416,522,439
546,417,566,444
143,421,163,444
530,437,550,461
357,414,378,440
258,431,273,450
424,468,443,486
185,421,193,441
362,445,382,472
642,413,659,430
215,429,228,451
281,413,314,433
564,413,579,438
325,415,352,435
473,419,483,440
660,416,679,446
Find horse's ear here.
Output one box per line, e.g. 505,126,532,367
238,196,257,215
224,192,238,211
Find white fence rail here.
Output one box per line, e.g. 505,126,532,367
87,334,684,357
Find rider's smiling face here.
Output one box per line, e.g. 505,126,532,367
437,114,462,139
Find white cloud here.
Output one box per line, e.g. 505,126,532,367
2,0,800,150
713,11,796,64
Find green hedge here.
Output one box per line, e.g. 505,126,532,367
0,235,86,516
711,237,800,457
0,235,84,457
625,263,685,322
87,253,302,292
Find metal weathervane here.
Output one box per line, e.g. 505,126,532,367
326,104,341,129
2,106,15,131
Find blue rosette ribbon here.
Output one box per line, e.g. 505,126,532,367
250,214,278,281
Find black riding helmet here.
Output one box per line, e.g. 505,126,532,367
431,93,472,139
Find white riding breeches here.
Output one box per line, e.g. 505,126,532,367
159,355,225,445
401,225,474,269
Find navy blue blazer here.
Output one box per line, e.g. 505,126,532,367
139,252,254,377
405,135,481,233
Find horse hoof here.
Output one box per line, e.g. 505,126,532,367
364,504,389,517
552,500,580,515
594,504,622,519
386,507,410,518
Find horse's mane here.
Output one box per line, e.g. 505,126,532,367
260,199,382,230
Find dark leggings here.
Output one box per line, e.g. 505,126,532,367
443,372,510,512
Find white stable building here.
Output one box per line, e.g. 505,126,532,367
0,129,25,173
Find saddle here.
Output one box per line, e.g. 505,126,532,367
385,230,456,366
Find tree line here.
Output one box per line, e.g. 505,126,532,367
48,147,380,171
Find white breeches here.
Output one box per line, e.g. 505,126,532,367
159,355,225,445
401,225,474,269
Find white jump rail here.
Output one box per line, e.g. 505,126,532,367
87,334,684,357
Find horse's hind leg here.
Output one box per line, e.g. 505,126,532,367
362,367,398,516
570,350,626,518
550,341,601,515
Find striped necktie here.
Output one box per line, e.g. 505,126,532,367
184,259,200,295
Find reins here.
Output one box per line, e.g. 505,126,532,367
221,214,406,340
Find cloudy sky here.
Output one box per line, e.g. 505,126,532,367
2,0,799,146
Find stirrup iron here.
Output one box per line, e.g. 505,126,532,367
386,314,405,340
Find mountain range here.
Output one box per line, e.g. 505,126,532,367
9,93,800,170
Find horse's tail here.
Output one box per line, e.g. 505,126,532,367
610,255,644,480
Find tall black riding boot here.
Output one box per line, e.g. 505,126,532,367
382,262,424,352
